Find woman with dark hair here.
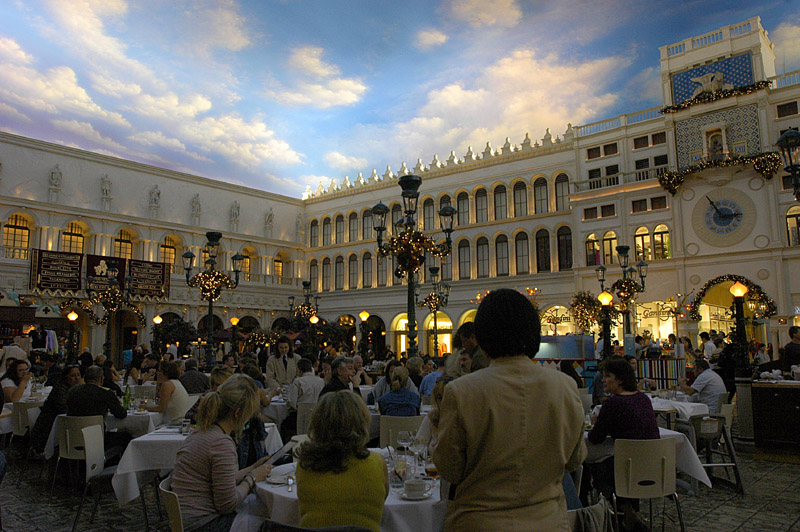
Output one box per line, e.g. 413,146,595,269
370,359,418,402
297,390,388,531
103,366,123,397
433,288,585,532
124,354,144,387
588,357,658,532
145,361,193,423
377,366,420,416
1,359,32,403
559,360,584,389
265,335,299,389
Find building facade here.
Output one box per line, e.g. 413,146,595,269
1,16,799,359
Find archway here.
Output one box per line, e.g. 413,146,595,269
198,314,224,337
337,314,357,349
159,312,182,325
271,317,291,332
237,316,260,334
363,315,386,358
421,311,453,357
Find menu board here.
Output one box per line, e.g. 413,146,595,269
86,254,127,292
128,259,170,299
29,249,83,292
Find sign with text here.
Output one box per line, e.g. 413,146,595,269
128,259,170,299
29,249,83,293
86,255,127,292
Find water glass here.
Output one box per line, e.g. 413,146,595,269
180,419,191,435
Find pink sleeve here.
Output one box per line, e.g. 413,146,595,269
209,437,249,513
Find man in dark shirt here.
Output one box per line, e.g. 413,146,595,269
66,365,130,451
179,359,210,394
782,326,800,372
30,365,81,453
319,356,361,398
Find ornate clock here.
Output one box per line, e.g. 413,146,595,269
691,187,755,246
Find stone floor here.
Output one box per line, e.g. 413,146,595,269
1,445,800,531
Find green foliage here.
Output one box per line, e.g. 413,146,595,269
569,290,622,333
151,318,198,356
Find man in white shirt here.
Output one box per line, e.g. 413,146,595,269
678,359,727,414
287,358,324,410
700,332,715,360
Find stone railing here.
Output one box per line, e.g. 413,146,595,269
573,167,668,193
574,107,662,137
666,19,754,57
770,70,800,89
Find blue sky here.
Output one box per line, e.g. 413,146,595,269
0,0,798,198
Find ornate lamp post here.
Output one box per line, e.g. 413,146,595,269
776,129,800,202
729,281,749,346
372,174,456,358
598,290,614,359
288,280,320,320
67,310,79,358
152,314,162,354
416,266,450,358
182,231,243,367
596,245,647,349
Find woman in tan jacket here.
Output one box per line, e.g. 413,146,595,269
433,289,586,532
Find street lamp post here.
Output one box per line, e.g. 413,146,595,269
152,314,162,354
596,245,647,352
598,290,614,359
416,266,450,358
730,281,749,347
182,231,243,368
358,310,370,357
776,129,800,202
67,310,79,358
230,316,239,359
288,280,320,320
372,174,456,358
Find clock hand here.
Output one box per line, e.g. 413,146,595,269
705,196,723,217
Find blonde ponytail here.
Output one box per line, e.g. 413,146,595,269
390,366,409,392
196,374,259,437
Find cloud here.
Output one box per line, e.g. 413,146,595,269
447,0,522,28
0,38,130,126
626,66,661,103
126,92,213,120
128,130,212,162
288,46,340,78
415,29,448,50
772,19,800,71
177,0,251,57
88,71,142,97
52,119,126,150
0,102,32,123
324,151,368,171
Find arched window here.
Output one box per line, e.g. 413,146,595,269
534,177,548,214
114,230,133,259
335,215,344,244
391,204,403,235
555,174,570,211
348,213,358,242
362,252,373,288
322,258,331,291
515,233,529,274
513,182,527,217
457,193,469,226
362,210,373,241
335,256,344,290
423,199,435,230
653,224,671,259
585,233,600,267
3,214,30,259
309,220,319,247
602,231,617,265
62,222,85,254
787,206,800,246
377,255,387,286
240,249,252,281
348,255,358,289
309,260,319,291
634,227,651,261
440,195,451,210
458,240,471,280
441,254,452,281
273,258,283,280
322,218,331,246
556,227,572,270
476,237,489,277
536,229,550,272
475,189,488,223
495,235,509,276
494,185,507,220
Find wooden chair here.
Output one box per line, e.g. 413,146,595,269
296,403,315,436
379,416,425,449
71,424,118,531
715,392,729,414
159,477,184,532
613,438,686,532
50,414,104,501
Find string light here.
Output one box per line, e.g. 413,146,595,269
376,231,450,278
569,290,621,332
686,274,777,321
658,152,782,195
660,81,771,114
187,269,237,301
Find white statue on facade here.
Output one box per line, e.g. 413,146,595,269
230,201,240,222
49,165,62,188
295,213,304,242
101,174,112,198
690,71,733,98
265,208,274,238
149,185,161,207
192,194,202,217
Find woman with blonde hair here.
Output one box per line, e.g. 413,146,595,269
297,390,388,531
184,366,234,424
171,374,274,531
377,366,420,417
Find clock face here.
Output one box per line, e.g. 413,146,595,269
704,199,743,234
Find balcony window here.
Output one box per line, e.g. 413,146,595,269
557,227,572,271
513,183,527,217
535,229,550,273
475,189,488,223
494,185,507,220
3,214,30,259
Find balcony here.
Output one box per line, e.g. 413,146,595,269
3,247,30,260
574,165,668,193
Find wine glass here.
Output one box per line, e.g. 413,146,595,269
410,437,427,468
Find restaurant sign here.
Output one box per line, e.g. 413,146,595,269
128,258,170,299
29,249,83,293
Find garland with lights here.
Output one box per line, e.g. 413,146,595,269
60,289,145,326
187,269,237,301
658,151,782,195
569,290,621,333
660,80,771,114
422,292,442,313
242,329,281,353
292,302,318,320
377,231,450,278
611,278,642,305
686,274,777,321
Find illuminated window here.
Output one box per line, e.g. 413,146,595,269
114,230,133,260
585,233,600,267
653,224,671,260
62,222,84,254
240,250,251,281
635,227,651,261
160,236,176,273
274,258,283,278
602,231,617,265
787,206,800,246
3,214,30,259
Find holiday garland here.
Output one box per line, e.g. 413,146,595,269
187,269,237,301
686,274,777,321
378,231,450,278
610,278,641,305
660,80,771,114
568,291,620,332
60,291,145,326
658,151,782,195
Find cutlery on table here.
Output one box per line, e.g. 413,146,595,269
287,475,295,492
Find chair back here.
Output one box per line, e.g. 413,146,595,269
687,414,725,442
719,404,734,430
12,402,40,437
614,438,677,499
290,434,310,462
57,415,104,460
296,403,314,435
421,395,432,406
81,424,106,482
133,385,157,400
379,415,425,449
715,392,729,413
159,477,184,532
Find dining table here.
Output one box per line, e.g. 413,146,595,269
44,410,164,459
0,395,47,435
113,422,285,504
262,399,290,427
256,460,447,532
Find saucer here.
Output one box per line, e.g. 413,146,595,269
400,491,432,501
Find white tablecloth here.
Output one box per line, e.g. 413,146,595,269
0,398,45,435
650,397,709,420
256,462,446,532
44,411,164,459
113,423,284,505
360,385,374,403
584,427,711,487
262,400,290,427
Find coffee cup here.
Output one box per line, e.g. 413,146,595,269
404,478,431,498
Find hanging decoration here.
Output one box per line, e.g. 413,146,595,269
242,329,281,352
60,287,145,326
569,290,621,333
658,151,782,195
611,278,641,305
292,302,318,320
660,80,771,114
377,231,450,279
187,269,237,301
686,274,777,321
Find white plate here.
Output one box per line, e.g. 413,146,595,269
400,491,432,501
266,475,288,485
